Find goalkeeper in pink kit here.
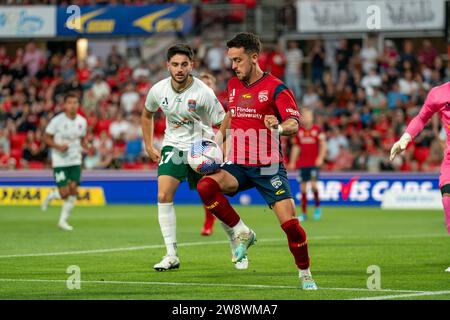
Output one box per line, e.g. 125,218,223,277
390,82,450,271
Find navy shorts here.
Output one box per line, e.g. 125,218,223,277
221,162,293,207
298,167,319,183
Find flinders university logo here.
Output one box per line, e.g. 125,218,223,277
188,99,197,112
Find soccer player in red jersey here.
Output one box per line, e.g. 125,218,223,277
196,33,318,289
288,109,327,221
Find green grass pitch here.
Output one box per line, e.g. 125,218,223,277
0,205,449,300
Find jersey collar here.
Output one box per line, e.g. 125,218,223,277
171,75,194,94
242,72,269,88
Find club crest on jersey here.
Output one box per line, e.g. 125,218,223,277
270,176,283,189
258,90,268,103
188,99,197,112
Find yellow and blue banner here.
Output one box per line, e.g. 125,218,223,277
57,4,193,36
0,186,105,206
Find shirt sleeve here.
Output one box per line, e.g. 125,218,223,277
144,87,159,112
203,88,226,126
45,118,57,135
405,87,441,139
273,84,300,123
81,118,87,137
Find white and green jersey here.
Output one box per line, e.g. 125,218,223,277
144,76,225,151
45,113,87,168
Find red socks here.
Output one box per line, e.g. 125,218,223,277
313,190,320,208
302,190,320,213
301,193,307,214
197,177,240,228
281,218,310,270
203,206,216,230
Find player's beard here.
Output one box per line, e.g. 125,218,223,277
171,71,189,85
239,62,253,83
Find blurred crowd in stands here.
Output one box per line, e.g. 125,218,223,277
0,33,448,171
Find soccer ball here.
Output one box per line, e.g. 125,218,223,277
188,139,223,175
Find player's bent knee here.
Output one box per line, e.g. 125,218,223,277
197,177,220,197
157,192,174,203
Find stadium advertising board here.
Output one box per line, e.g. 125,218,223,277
0,6,56,37
57,4,193,36
0,186,105,206
297,0,445,32
0,172,439,207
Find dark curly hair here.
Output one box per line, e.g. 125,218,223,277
167,43,194,62
226,32,261,55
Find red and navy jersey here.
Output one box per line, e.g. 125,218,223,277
293,124,324,168
226,73,300,166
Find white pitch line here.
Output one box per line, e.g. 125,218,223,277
0,278,427,294
0,236,343,259
352,290,450,300
0,233,446,259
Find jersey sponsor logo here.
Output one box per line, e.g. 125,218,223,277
172,118,194,128
270,176,283,189
206,201,219,210
0,186,106,206
188,99,197,112
242,93,252,99
229,89,236,103
234,106,263,119
161,97,169,109
258,90,268,103
286,108,300,117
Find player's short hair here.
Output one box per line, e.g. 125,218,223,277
226,32,261,55
200,72,216,84
167,44,194,61
64,92,79,102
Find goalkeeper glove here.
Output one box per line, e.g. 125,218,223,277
390,133,412,161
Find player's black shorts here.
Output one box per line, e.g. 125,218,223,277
221,162,293,207
441,184,450,195
298,166,319,183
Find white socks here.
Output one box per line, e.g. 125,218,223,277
231,219,250,236
220,222,238,254
48,189,61,201
59,195,76,224
158,202,177,257
299,268,312,278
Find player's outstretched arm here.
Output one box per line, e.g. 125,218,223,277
389,132,412,161
390,86,439,162
141,108,161,163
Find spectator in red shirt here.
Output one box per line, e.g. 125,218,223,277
288,109,327,221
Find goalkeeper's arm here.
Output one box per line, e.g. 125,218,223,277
389,132,412,161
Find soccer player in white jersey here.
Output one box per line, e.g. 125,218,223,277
142,44,249,271
42,93,88,231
